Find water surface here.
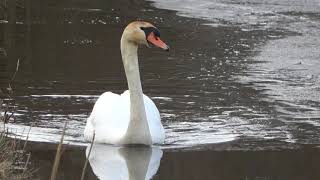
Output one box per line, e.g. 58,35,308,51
26,141,320,180
1,0,320,179
1,0,320,150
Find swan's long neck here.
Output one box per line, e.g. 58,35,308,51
120,36,152,145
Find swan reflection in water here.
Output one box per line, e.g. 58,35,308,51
86,144,163,180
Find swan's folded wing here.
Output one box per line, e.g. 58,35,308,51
84,92,130,144
143,94,165,144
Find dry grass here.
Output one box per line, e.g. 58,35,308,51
50,121,68,180
80,132,95,180
0,59,35,180
0,133,34,180
49,121,96,180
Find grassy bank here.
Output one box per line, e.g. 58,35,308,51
0,93,34,179
0,54,34,179
0,95,34,180
0,133,33,180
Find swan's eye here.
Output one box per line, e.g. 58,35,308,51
140,27,161,38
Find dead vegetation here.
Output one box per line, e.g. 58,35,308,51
0,59,35,180
0,132,34,180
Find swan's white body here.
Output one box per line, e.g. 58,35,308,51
84,21,167,145
84,90,165,144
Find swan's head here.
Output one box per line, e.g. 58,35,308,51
122,21,169,51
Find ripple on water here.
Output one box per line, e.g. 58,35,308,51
2,115,239,148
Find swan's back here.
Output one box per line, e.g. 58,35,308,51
84,90,165,144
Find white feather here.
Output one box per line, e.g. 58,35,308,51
84,90,165,144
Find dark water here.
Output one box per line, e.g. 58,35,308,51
1,0,320,179
26,141,320,180
1,0,319,147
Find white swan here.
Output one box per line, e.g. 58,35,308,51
84,21,169,145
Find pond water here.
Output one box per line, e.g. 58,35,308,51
26,141,320,180
2,0,319,149
1,0,320,179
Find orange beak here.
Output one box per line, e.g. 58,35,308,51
147,32,170,51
